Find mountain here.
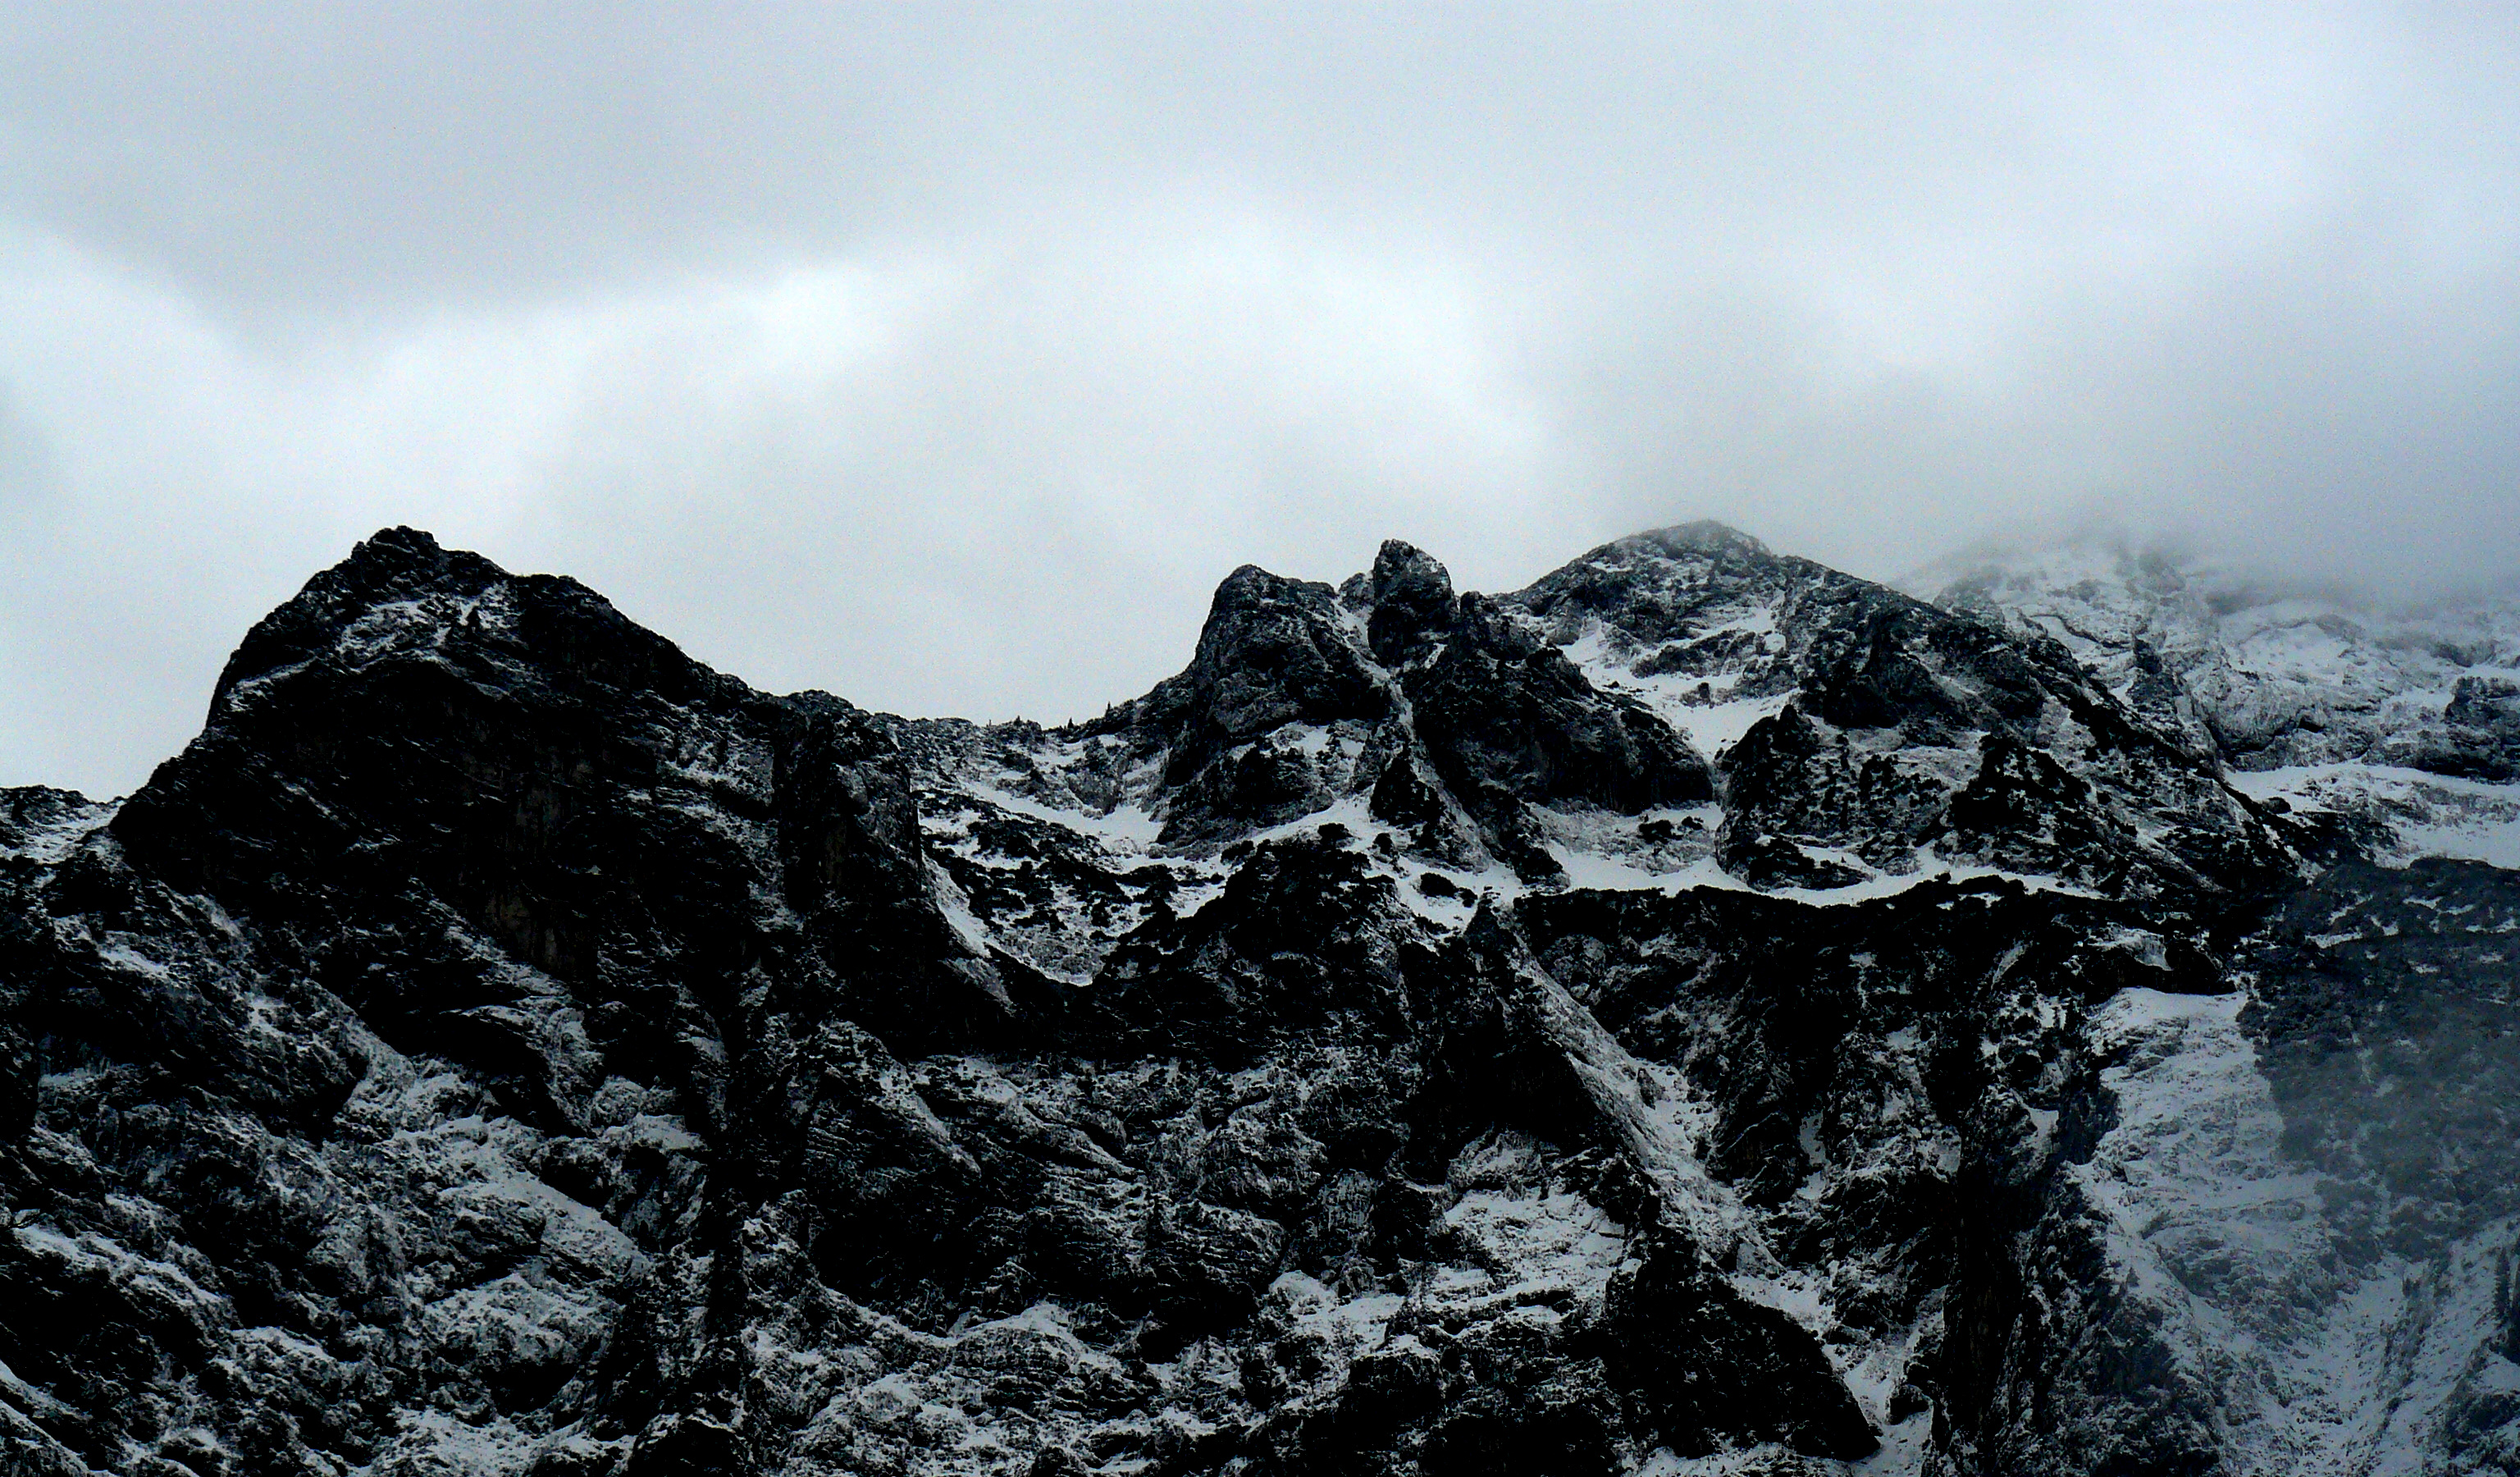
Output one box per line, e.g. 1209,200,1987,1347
3,522,2517,1476
1915,537,2520,866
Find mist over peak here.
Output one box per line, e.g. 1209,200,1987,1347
2,5,2513,800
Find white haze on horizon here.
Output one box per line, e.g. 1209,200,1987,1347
1,4,2514,798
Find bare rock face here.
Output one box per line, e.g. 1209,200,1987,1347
5,522,2518,1476
2424,675,2520,781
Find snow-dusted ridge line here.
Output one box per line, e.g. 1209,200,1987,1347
1918,537,2520,780
928,756,2116,977
21,521,2520,1476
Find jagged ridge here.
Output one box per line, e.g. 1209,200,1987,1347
2,524,2516,1477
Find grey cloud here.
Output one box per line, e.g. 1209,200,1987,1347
0,3,2514,797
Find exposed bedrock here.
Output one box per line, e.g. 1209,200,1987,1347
4,523,2515,1475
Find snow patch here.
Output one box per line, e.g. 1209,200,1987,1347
2233,762,2520,869
1557,622,1796,761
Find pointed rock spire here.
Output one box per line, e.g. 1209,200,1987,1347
1365,539,1458,666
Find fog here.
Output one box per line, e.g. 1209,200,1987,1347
2,4,2514,796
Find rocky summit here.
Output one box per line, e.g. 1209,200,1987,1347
5,522,2520,1477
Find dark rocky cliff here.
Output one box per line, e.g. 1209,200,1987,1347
4,524,2515,1475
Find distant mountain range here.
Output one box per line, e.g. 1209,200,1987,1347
6,521,2518,1475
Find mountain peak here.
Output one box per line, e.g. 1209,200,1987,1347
208,525,508,714
11,521,2520,1477
1623,519,1772,559
1363,538,1457,665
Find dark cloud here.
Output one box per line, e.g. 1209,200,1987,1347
1,3,2514,795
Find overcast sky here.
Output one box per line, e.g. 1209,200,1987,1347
2,3,2515,797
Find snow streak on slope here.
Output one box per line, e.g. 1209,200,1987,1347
2080,989,2518,1475
2230,764,2520,871
1555,621,1794,764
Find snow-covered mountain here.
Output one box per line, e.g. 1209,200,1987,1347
3,524,2516,1476
1916,537,2520,869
